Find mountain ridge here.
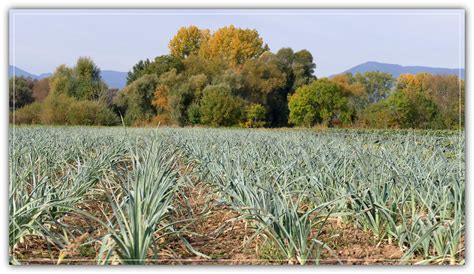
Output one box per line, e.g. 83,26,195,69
333,61,465,79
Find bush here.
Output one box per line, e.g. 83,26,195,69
69,100,119,126
245,103,267,128
359,90,439,129
288,79,352,127
187,103,201,125
199,84,244,127
11,102,42,124
40,94,77,125
12,94,119,126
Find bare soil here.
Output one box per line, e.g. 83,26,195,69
13,182,408,265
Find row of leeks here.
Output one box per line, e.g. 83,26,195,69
176,128,464,265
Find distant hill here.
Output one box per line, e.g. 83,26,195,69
8,65,38,79
8,65,128,89
100,70,128,90
334,61,465,79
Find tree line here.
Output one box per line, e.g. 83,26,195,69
10,25,464,129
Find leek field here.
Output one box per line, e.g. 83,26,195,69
9,126,465,265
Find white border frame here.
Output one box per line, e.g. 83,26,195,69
1,1,470,274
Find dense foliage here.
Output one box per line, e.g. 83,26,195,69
12,58,119,126
10,25,464,129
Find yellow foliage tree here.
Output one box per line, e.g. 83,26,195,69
396,73,431,92
331,73,365,97
168,26,210,58
198,25,268,67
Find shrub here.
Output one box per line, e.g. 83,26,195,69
12,94,119,126
199,84,244,127
288,79,352,127
187,103,201,125
11,102,42,124
245,103,267,128
40,94,76,125
69,100,119,126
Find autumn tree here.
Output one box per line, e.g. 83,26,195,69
169,26,210,58
395,73,464,129
200,25,269,67
426,75,464,129
32,78,50,102
331,73,366,117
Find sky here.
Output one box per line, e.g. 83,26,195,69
9,9,465,77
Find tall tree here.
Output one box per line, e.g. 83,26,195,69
114,74,160,125
355,71,394,104
292,49,317,89
49,57,108,101
74,57,108,101
49,64,75,97
241,52,288,126
168,26,210,58
127,59,151,85
200,25,269,67
127,55,184,85
32,78,50,102
330,73,366,118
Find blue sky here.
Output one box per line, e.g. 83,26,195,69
9,9,465,77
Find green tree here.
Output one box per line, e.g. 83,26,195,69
9,76,34,110
396,73,464,129
115,74,160,125
49,57,108,101
49,65,75,97
292,49,317,90
360,89,439,129
199,84,244,126
241,53,288,126
245,103,267,128
127,55,184,85
288,78,351,127
127,59,151,85
355,71,394,103
187,103,201,125
74,57,108,101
